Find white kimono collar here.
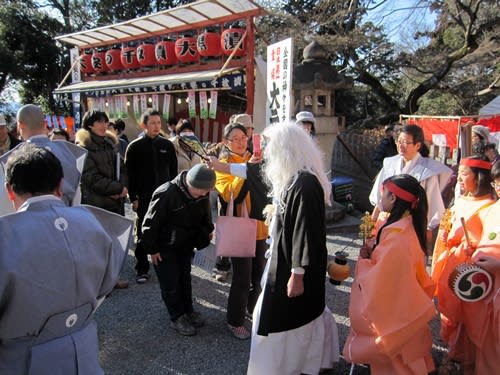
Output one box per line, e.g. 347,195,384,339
18,195,60,212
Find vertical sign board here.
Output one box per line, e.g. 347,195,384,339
70,47,82,129
266,38,293,126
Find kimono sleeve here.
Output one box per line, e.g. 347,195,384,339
84,206,133,297
355,226,436,356
287,174,325,268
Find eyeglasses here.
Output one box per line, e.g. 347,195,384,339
228,136,248,143
397,140,414,146
491,181,500,189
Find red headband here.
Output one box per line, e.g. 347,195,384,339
460,158,491,170
385,180,418,208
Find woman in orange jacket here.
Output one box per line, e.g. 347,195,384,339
210,122,269,340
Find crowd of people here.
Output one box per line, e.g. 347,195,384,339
0,103,499,374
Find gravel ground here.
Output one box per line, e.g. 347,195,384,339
96,208,447,374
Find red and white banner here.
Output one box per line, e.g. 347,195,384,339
402,115,500,149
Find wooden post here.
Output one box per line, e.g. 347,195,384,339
245,17,255,115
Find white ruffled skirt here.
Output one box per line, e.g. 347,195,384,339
247,297,339,375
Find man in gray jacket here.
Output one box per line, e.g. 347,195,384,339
0,144,133,374
0,104,87,215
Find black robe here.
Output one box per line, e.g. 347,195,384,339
257,171,327,336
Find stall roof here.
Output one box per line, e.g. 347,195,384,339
55,0,265,48
479,95,500,116
53,68,243,95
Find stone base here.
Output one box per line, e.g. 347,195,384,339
326,200,347,222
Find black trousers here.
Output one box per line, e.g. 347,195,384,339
134,200,150,275
227,239,268,326
154,250,193,321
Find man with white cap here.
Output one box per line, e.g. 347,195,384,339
0,104,87,215
0,114,21,157
295,111,316,136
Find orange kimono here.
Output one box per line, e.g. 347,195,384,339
465,201,500,375
343,215,436,375
431,195,494,363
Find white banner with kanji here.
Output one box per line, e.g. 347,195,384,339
266,38,293,125
133,95,140,119
199,91,208,119
209,91,218,119
162,94,171,119
152,94,159,111
140,95,148,114
188,91,196,118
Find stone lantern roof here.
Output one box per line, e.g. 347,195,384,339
293,41,353,90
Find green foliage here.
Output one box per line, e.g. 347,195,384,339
91,0,190,25
256,0,499,125
0,0,498,123
0,2,66,111
416,90,461,115
335,84,387,124
442,25,463,50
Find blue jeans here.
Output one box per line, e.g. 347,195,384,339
153,250,193,321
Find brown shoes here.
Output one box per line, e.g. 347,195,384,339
114,279,129,289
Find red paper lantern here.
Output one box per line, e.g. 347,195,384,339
155,40,177,65
92,50,109,72
105,48,123,71
80,51,94,74
121,46,140,69
197,31,222,57
221,28,246,57
137,43,156,66
175,37,199,63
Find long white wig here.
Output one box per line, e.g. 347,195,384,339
262,122,332,206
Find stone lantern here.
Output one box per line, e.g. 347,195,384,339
293,40,352,171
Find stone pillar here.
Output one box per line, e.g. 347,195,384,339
292,41,352,171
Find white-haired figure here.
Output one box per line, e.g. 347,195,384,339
247,123,339,375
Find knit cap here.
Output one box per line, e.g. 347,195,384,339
186,164,216,190
472,125,490,141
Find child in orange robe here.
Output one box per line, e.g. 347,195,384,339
431,157,496,373
343,174,436,375
468,160,500,375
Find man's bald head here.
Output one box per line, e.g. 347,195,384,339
17,104,45,139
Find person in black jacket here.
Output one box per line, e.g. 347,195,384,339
141,164,215,336
76,110,128,216
371,125,398,170
0,115,22,157
125,109,178,284
76,110,130,290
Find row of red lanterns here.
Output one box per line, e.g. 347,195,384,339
81,28,246,74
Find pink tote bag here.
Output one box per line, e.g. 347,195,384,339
215,192,257,258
